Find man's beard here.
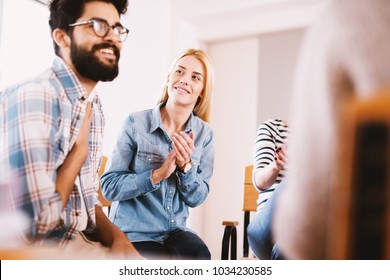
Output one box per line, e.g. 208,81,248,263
71,41,120,82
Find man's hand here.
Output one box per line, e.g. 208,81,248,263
94,206,145,259
56,102,93,209
110,236,145,259
73,102,93,159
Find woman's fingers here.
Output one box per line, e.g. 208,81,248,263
275,146,288,168
172,141,185,162
172,132,194,157
172,131,195,167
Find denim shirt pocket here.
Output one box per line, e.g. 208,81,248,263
136,150,164,172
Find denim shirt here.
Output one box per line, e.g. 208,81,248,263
101,103,214,243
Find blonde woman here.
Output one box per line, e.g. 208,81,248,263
101,49,214,259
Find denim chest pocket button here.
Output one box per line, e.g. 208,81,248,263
138,151,164,164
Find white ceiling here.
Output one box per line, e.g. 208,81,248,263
30,0,329,42
173,0,329,42
34,0,328,17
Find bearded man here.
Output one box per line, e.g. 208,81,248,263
0,0,142,259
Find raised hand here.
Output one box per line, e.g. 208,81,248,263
56,102,93,209
274,145,288,171
172,130,195,168
73,102,94,160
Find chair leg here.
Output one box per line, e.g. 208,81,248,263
230,226,237,260
221,225,237,260
243,211,250,258
221,226,230,260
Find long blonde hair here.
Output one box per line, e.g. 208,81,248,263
158,49,214,123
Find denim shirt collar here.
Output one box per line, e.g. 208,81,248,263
51,56,89,105
150,102,195,133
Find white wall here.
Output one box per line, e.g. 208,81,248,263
204,38,260,259
0,0,53,89
0,0,3,47
97,0,173,156
257,29,305,123
0,0,2,85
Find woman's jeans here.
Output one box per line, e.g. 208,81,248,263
133,229,211,260
247,181,285,260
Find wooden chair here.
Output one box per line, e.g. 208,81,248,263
97,155,111,214
221,164,258,260
328,91,390,259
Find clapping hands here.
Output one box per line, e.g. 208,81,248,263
172,130,194,168
151,130,195,184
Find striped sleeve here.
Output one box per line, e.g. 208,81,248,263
252,119,289,190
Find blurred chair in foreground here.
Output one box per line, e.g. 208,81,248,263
328,92,390,259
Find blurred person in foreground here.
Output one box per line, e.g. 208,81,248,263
273,0,390,259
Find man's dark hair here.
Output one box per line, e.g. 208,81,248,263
49,0,128,55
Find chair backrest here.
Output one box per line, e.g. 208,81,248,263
242,164,258,257
97,155,111,208
243,165,258,212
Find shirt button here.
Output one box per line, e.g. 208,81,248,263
171,220,174,223
148,158,152,162
167,206,170,210
76,115,80,120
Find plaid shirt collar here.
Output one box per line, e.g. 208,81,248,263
52,56,90,105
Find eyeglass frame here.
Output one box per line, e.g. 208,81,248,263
68,18,129,42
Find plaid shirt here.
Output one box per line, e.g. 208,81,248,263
0,57,104,246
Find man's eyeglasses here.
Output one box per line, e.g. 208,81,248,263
69,18,129,42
